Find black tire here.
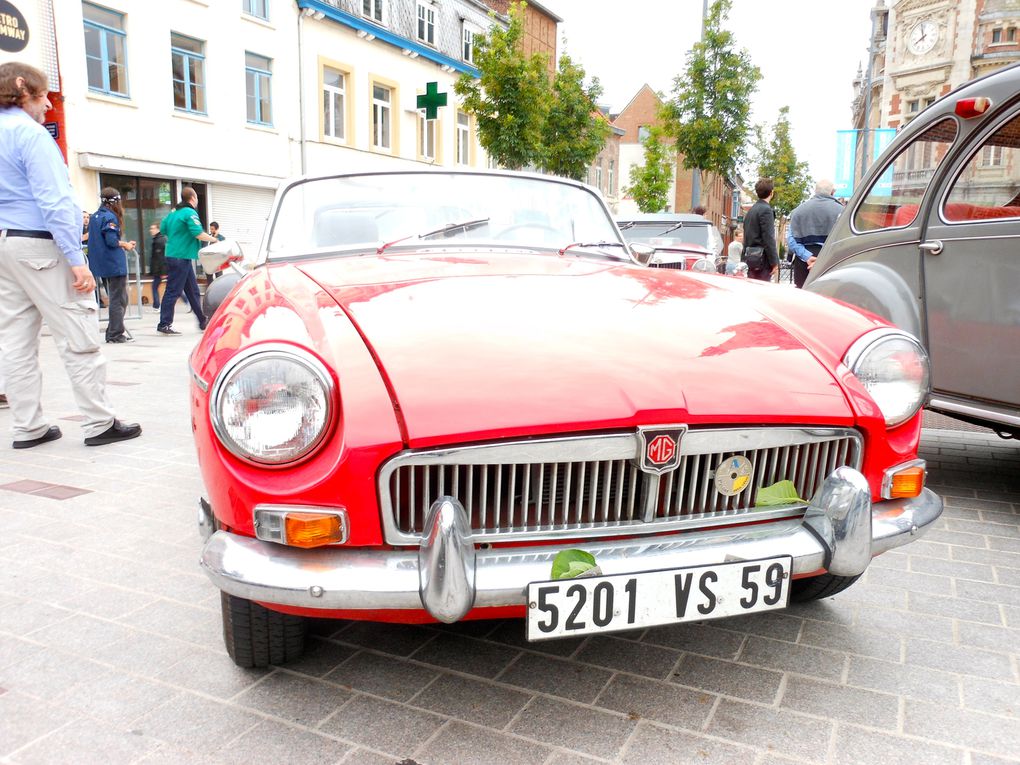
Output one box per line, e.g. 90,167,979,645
790,573,862,603
220,592,307,668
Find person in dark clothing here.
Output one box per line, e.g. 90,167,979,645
148,223,167,309
87,188,136,342
741,178,780,282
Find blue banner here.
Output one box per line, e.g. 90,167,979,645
870,128,897,197
834,130,858,198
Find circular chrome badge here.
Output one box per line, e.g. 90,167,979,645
714,455,752,497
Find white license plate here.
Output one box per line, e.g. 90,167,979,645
526,556,792,640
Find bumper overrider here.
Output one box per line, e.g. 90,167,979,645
199,467,942,623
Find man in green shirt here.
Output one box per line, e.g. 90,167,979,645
157,186,217,335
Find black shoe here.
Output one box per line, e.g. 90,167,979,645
106,335,129,343
198,321,208,331
157,325,181,335
13,425,62,449
84,420,141,446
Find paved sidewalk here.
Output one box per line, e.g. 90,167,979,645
1,321,1019,765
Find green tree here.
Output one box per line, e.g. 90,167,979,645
454,2,550,170
661,0,761,208
541,53,611,180
755,106,811,218
626,126,673,213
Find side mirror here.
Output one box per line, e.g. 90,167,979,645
629,242,656,266
198,238,244,275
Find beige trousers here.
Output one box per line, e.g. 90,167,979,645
0,235,117,441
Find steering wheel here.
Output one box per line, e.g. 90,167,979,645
494,223,562,240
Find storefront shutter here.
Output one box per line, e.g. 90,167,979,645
209,184,277,259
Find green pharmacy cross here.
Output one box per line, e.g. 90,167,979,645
417,81,448,120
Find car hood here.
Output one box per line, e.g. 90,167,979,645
297,252,856,447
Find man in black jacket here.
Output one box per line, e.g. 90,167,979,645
742,178,780,282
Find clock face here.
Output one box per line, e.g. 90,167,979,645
908,20,939,55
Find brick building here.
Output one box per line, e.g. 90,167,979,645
481,0,560,77
611,84,736,229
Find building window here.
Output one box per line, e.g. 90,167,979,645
456,111,470,165
417,2,435,46
608,160,615,195
83,2,128,96
463,26,476,63
363,0,384,23
980,144,1004,166
323,66,346,140
171,33,206,114
595,162,603,192
242,0,269,20
419,114,436,161
372,83,392,150
245,52,272,125
1010,27,1018,42
993,28,1003,43
907,99,920,113
637,125,650,143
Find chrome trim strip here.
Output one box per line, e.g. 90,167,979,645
929,397,1020,428
190,362,209,392
200,482,943,613
378,427,863,545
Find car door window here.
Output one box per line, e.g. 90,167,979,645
853,118,958,232
943,111,1020,222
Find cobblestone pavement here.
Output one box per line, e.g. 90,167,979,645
1,318,1019,765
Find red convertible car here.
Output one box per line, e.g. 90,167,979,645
191,170,942,667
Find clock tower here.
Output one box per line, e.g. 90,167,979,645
852,0,1020,134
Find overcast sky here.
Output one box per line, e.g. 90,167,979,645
542,0,876,183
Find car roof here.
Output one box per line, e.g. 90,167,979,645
616,213,713,225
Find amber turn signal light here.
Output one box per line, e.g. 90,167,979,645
254,505,348,547
882,463,926,499
285,512,346,548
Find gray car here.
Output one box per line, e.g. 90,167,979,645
806,62,1020,439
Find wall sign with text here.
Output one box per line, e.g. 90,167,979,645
0,1,29,53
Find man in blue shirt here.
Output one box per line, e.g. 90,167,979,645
0,62,140,448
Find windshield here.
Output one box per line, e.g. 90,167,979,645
619,222,718,252
265,172,623,260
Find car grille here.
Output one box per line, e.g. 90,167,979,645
379,427,862,544
650,261,684,270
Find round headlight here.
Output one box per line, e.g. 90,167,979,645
210,346,333,465
844,329,930,427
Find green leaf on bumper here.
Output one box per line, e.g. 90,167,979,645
756,480,807,506
551,549,597,580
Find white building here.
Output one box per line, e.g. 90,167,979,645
5,0,499,275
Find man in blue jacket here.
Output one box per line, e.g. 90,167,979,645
87,188,136,342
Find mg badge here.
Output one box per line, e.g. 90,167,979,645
714,455,752,497
637,426,686,475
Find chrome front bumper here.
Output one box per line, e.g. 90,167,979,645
199,467,942,622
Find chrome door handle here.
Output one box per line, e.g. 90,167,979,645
918,240,943,255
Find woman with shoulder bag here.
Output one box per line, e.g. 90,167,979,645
741,178,780,282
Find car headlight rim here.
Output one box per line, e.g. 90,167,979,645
209,343,335,467
844,328,930,427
